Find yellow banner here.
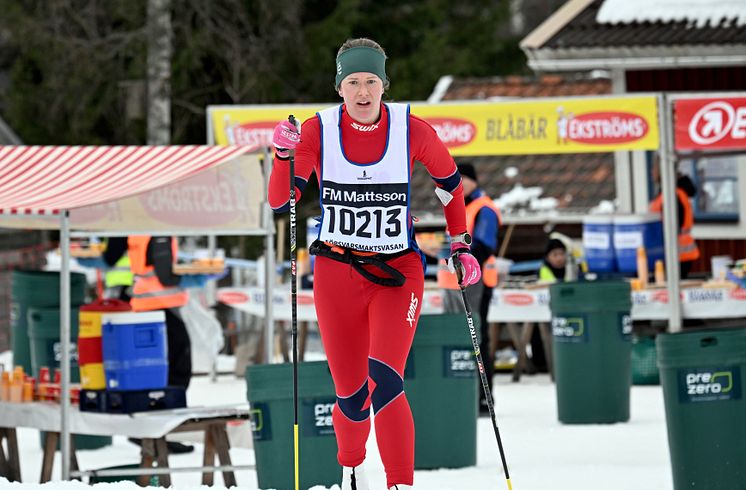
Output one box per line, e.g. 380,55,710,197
210,96,659,155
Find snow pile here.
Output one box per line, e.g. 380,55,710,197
588,199,617,214
597,0,746,27
1,369,674,489
494,183,549,213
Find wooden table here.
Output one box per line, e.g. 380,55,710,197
0,428,21,482
0,402,250,486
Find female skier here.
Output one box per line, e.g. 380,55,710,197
268,37,480,490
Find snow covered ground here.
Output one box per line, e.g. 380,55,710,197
0,360,674,490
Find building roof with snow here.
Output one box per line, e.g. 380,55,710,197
521,0,746,72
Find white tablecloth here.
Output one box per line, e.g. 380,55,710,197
0,402,249,438
219,286,746,323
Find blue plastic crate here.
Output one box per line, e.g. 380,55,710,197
102,311,168,391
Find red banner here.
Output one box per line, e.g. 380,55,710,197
675,97,746,151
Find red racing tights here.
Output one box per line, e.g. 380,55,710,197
313,251,424,488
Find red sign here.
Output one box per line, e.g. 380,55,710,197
425,118,477,148
566,112,649,144
652,290,669,304
503,293,534,306
297,293,314,306
674,98,746,151
217,291,249,304
227,121,276,149
428,294,443,308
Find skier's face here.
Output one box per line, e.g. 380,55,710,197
338,72,384,124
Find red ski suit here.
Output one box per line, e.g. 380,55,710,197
268,103,466,487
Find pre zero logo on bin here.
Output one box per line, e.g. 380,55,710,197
250,402,272,441
678,366,742,403
302,398,336,437
443,347,475,378
552,314,589,343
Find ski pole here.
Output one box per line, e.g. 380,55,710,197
454,256,513,490
288,114,300,490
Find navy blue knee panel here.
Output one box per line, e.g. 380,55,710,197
337,380,370,422
369,358,404,414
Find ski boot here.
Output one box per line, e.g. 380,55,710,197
341,465,369,490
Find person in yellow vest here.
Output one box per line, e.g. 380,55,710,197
532,238,573,374
649,173,700,279
437,162,502,415
539,238,568,282
103,247,133,301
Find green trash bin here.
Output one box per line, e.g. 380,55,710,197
405,313,477,469
28,306,112,451
246,361,340,490
549,280,632,424
11,270,86,374
28,306,82,383
657,327,746,490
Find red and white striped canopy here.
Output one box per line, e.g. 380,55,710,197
0,145,251,216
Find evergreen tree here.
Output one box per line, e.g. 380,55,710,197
0,0,525,145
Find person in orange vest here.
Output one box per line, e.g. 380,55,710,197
99,236,209,454
437,162,502,415
649,173,700,279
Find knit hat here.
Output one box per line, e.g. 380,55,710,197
457,163,478,184
545,238,566,256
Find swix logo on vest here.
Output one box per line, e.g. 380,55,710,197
560,112,648,144
224,121,275,149
357,169,373,181
351,121,380,132
688,100,746,146
503,293,534,306
731,288,746,301
406,292,419,328
425,118,477,148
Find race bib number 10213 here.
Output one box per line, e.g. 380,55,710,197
324,206,402,239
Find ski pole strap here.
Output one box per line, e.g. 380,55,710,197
309,240,407,287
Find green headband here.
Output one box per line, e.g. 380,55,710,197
335,46,387,88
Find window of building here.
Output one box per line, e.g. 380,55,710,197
678,156,739,222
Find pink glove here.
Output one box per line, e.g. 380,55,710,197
272,120,301,158
449,242,481,287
